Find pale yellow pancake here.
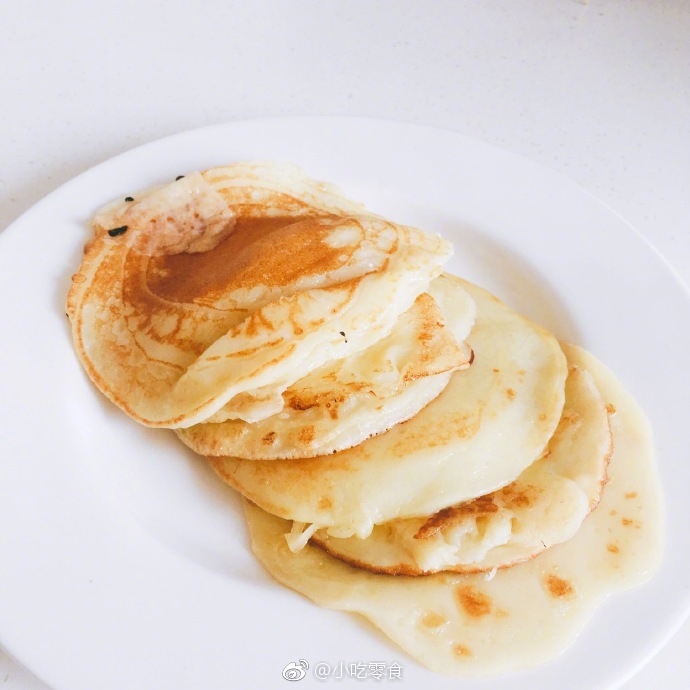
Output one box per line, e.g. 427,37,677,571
311,359,612,573
176,288,476,459
243,345,663,677
209,276,568,539
67,162,451,428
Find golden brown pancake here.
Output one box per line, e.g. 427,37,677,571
67,162,452,428
242,344,662,676
208,276,568,540
311,359,612,574
175,287,476,459
64,161,664,681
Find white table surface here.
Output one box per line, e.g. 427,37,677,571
1,1,688,688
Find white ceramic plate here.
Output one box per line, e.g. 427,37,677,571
1,118,688,690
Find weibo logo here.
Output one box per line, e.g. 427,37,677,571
282,659,309,681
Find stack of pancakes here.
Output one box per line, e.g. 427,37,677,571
67,162,660,676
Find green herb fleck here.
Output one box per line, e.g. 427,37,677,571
124,196,134,202
108,225,128,237
175,175,185,181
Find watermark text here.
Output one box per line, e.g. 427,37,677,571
283,660,403,682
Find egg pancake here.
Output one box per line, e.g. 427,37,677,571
176,287,476,459
242,343,662,676
67,162,451,428
209,276,568,539
311,359,612,573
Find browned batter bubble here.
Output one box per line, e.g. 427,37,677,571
415,482,542,540
454,585,493,618
393,407,483,455
544,574,575,598
147,215,360,303
261,431,277,445
317,496,332,510
286,396,321,412
505,388,516,400
453,644,473,658
621,517,641,528
607,543,620,554
624,491,638,499
298,426,315,444
501,483,542,509
420,612,447,629
606,403,617,414
416,495,498,540
244,310,276,338
562,409,581,424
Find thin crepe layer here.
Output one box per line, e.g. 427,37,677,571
68,162,451,428
312,360,612,573
242,345,662,677
176,287,476,459
210,276,567,538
